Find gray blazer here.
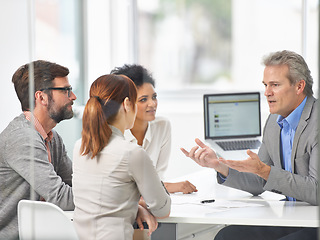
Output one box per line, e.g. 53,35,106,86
218,96,318,205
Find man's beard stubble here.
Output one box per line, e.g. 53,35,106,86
47,99,74,123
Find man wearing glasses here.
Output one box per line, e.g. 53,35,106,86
0,60,76,240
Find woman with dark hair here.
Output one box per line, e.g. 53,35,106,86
111,64,197,194
72,74,171,240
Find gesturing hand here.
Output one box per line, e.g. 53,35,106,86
218,149,271,180
180,138,229,176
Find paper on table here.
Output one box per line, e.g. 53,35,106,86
169,194,228,214
213,200,264,208
171,194,264,208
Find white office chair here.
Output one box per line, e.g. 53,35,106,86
18,200,79,240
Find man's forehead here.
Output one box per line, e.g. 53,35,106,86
52,76,70,86
264,64,289,73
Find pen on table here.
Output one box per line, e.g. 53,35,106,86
201,199,215,204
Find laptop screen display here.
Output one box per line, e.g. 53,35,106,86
204,92,261,139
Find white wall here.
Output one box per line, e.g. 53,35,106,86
0,1,30,132
232,0,319,90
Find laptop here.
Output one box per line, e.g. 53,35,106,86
203,92,262,160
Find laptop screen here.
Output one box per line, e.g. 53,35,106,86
204,92,261,139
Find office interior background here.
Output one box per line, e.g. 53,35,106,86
0,0,319,181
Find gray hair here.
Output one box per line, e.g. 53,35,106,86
262,50,313,96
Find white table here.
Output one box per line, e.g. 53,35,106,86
65,169,318,240
150,168,319,240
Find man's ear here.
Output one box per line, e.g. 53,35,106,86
35,91,48,106
296,80,306,95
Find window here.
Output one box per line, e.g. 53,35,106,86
35,0,84,155
137,0,319,92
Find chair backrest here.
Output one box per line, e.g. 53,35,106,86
18,200,78,240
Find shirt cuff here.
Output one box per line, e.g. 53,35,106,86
217,172,227,183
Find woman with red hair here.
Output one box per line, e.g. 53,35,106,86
72,74,171,240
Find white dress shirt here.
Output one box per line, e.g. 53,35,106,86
124,116,171,180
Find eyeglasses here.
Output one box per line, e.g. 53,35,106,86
40,87,73,97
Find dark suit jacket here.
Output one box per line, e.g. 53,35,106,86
218,96,318,205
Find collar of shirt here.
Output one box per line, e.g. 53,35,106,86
110,125,125,139
277,96,307,131
23,111,53,142
124,121,151,147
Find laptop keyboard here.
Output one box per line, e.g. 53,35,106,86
216,140,261,151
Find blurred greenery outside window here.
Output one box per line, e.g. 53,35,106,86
137,0,318,92
138,0,231,87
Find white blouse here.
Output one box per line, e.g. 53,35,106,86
124,116,171,180
72,126,171,240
